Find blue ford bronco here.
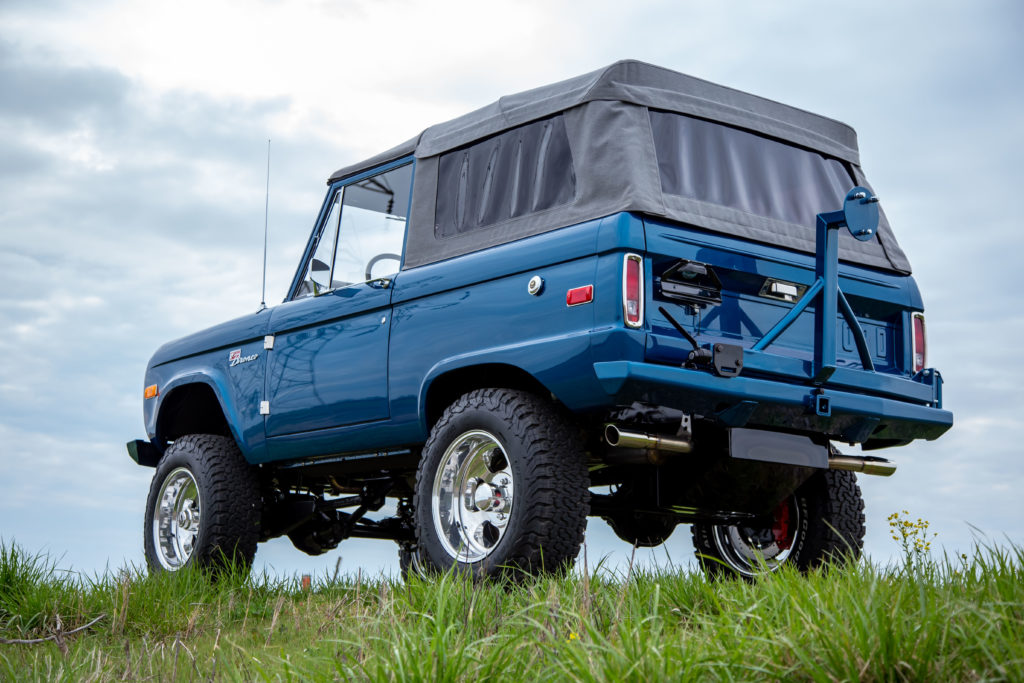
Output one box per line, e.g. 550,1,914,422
128,61,952,579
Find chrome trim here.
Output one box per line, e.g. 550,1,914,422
711,498,800,577
828,455,896,477
431,430,514,564
604,424,692,453
152,467,201,571
527,275,544,296
566,285,593,307
758,278,807,303
911,312,926,373
622,253,644,329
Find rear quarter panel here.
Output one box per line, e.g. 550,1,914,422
388,214,646,438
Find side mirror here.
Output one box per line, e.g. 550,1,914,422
309,258,332,291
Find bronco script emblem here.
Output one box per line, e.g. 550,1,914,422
228,349,259,367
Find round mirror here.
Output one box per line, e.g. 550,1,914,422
843,186,880,242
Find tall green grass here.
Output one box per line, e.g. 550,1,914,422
1,539,1021,681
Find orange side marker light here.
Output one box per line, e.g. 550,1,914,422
144,384,159,399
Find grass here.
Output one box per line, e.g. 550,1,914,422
1,540,1022,682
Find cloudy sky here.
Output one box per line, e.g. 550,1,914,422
1,0,1021,578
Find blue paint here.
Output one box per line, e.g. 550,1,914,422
592,361,951,440
265,283,392,437
137,188,949,468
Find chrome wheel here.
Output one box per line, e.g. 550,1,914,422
152,467,202,570
711,498,800,577
431,430,515,563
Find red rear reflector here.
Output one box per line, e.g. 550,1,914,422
623,253,644,328
912,313,926,373
144,384,158,399
566,285,594,307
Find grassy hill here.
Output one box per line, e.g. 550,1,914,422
1,539,1021,681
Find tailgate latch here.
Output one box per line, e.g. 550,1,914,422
713,343,743,377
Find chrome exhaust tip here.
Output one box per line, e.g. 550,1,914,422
828,454,897,477
603,424,693,454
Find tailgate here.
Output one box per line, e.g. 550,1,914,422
642,217,938,407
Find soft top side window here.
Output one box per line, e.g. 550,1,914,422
434,115,575,239
294,162,413,299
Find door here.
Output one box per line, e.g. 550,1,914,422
265,161,413,438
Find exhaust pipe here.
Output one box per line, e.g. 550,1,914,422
828,455,897,477
604,424,692,465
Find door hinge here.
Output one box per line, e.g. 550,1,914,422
259,401,270,416
264,335,275,350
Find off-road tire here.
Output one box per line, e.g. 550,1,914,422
411,388,590,579
692,469,865,579
398,545,420,579
144,434,262,575
604,512,679,548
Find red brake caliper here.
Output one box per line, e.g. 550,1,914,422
771,501,793,551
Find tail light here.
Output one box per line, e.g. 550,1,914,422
911,313,926,373
623,253,644,328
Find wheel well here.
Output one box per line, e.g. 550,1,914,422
425,364,554,429
156,383,232,444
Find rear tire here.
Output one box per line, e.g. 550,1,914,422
411,389,589,579
692,469,864,579
144,434,261,576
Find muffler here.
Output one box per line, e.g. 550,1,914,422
828,454,897,477
604,424,692,465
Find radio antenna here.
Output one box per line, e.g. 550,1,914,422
259,139,270,311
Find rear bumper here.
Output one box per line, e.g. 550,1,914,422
593,361,952,445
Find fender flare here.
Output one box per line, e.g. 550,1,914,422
152,370,250,457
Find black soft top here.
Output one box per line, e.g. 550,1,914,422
329,60,910,273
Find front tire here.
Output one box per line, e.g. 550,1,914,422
144,434,261,575
692,469,864,579
412,389,589,579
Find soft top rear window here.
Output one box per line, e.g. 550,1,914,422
649,110,855,230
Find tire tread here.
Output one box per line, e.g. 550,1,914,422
411,388,589,578
144,434,261,573
691,467,865,578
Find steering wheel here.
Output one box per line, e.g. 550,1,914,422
365,253,401,281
